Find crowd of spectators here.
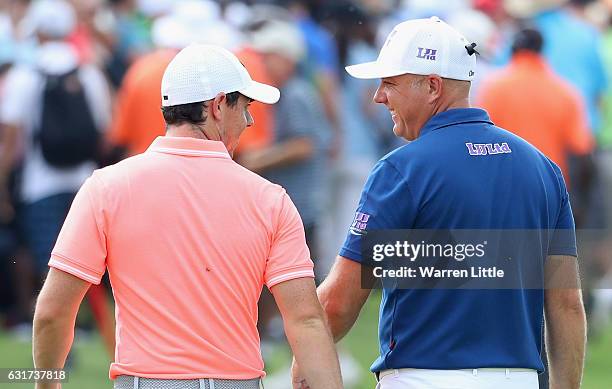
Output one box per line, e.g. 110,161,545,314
0,0,611,368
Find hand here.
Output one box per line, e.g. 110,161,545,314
235,149,266,173
291,358,310,389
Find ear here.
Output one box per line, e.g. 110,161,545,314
426,75,444,103
210,92,227,121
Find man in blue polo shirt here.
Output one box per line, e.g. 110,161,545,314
293,17,586,389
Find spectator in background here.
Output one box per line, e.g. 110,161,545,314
447,8,499,97
0,0,37,66
106,0,155,87
478,27,595,200
0,0,114,354
0,25,27,332
232,45,276,156
319,2,393,274
239,19,330,271
107,15,185,157
232,4,278,156
68,0,116,68
590,6,612,334
532,0,607,135
285,0,343,158
531,4,609,324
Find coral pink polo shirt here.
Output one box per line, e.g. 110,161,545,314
49,136,314,380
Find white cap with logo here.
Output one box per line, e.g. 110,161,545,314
346,16,477,81
161,44,280,107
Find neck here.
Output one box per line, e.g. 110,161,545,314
166,123,223,142
432,96,471,117
412,95,470,139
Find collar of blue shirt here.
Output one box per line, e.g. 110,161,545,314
419,108,493,138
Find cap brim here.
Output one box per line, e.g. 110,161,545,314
239,80,280,104
345,60,408,79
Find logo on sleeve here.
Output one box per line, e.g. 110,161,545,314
417,47,437,61
349,212,371,236
465,142,512,156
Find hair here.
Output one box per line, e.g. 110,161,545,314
161,91,242,126
511,27,544,54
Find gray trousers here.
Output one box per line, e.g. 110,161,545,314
113,375,263,389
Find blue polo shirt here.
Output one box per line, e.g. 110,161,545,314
340,108,576,373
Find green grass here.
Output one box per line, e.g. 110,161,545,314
1,294,610,389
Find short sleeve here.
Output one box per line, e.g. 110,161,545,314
549,168,577,257
48,175,107,284
339,160,416,263
264,191,314,288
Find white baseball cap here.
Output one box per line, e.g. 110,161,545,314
346,16,477,81
161,44,280,107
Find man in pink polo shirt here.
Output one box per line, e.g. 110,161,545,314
32,44,343,389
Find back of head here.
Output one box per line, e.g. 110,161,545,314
511,27,544,54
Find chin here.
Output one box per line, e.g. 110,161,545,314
392,125,409,141
395,123,420,141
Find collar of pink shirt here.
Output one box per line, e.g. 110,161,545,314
147,136,231,159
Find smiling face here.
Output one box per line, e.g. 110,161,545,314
373,73,434,141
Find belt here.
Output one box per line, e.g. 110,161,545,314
114,375,263,389
376,368,537,382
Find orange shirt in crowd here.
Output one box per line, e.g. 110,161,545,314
49,136,314,379
477,52,594,180
108,49,177,156
234,47,274,154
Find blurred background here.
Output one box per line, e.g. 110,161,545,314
0,0,611,388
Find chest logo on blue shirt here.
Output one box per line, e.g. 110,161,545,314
466,142,512,156
349,212,371,236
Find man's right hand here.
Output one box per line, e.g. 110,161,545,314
291,358,310,389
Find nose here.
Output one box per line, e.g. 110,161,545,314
373,85,387,104
246,110,254,127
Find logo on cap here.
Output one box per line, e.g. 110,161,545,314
417,47,437,61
